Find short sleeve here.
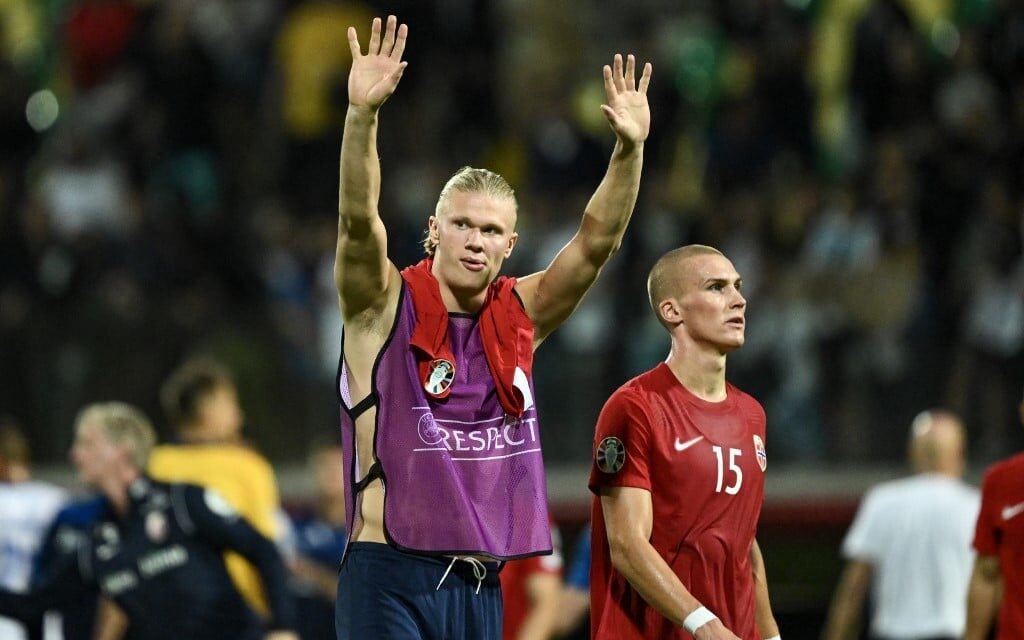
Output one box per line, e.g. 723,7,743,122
841,489,881,561
588,388,652,494
973,468,1000,556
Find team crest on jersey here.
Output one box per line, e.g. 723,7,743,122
145,511,168,543
96,523,121,561
596,436,626,474
753,434,767,472
424,358,456,397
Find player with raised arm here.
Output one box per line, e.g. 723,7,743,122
334,14,652,640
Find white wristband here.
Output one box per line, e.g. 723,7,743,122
682,606,718,633
764,636,781,640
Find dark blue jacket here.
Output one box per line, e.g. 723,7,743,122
4,477,295,640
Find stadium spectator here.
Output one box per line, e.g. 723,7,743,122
820,410,980,640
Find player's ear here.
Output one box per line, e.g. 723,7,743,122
504,231,518,258
427,216,440,243
659,298,682,326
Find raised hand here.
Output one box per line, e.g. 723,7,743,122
600,54,653,148
347,15,408,112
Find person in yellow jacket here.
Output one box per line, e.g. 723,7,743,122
149,358,282,616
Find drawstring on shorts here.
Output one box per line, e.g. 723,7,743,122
435,556,488,594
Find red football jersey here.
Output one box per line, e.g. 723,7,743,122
588,363,767,640
973,451,1024,639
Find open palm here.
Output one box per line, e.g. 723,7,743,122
347,15,408,111
601,54,653,147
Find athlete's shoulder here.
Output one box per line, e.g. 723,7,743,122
12,480,67,501
863,475,918,505
153,441,274,474
983,451,1024,485
601,371,659,417
54,495,108,527
611,363,675,396
220,443,275,473
985,451,1024,478
725,381,764,409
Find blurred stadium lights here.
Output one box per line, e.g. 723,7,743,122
25,89,59,132
930,18,961,58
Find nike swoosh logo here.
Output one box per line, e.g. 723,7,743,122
1002,502,1024,521
674,436,704,452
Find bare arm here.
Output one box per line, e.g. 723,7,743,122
289,556,340,601
516,55,652,343
515,571,563,640
820,559,871,640
600,487,739,639
750,539,780,638
335,15,408,322
553,586,590,637
964,554,1002,640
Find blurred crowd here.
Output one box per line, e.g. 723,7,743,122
0,0,1022,469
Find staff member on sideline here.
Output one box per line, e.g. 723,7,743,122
0,403,297,640
821,410,979,640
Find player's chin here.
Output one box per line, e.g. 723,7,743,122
466,265,495,287
450,270,491,295
720,334,745,352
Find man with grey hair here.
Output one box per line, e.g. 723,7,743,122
821,410,980,640
334,13,653,640
0,403,298,640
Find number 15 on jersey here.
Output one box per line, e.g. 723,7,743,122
712,445,743,495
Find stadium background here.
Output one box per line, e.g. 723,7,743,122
1,0,1022,635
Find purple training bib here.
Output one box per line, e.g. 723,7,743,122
338,284,553,560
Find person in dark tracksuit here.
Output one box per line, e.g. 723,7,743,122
30,495,107,640
0,402,298,640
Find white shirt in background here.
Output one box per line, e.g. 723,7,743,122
0,481,68,640
842,473,980,639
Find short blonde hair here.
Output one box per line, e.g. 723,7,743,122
647,245,724,328
76,402,156,470
422,167,517,255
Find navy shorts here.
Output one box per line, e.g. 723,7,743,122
335,542,502,640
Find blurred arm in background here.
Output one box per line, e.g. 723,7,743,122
963,554,1001,640
751,539,780,639
820,559,870,640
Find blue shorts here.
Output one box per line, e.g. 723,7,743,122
335,542,502,640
